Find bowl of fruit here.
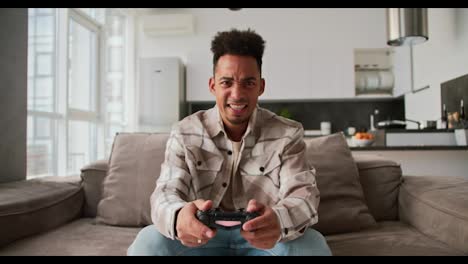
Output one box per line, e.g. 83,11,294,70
352,132,375,147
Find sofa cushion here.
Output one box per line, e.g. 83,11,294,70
399,176,468,254
96,133,169,226
0,218,141,256
305,133,376,235
0,176,83,247
353,154,403,221
327,221,465,256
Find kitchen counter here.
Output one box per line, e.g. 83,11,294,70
350,145,468,151
349,147,468,178
303,134,468,177
382,129,454,133
304,134,468,151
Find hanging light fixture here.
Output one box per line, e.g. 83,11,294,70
386,8,428,46
386,8,430,94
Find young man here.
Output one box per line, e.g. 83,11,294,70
127,28,331,256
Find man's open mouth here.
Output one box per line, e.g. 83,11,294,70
228,104,247,111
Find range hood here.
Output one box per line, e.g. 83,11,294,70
386,8,428,46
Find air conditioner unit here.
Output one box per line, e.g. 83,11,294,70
142,14,194,37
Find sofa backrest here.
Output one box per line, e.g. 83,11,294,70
96,133,169,226
88,132,402,232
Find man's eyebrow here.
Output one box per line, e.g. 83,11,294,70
218,76,257,81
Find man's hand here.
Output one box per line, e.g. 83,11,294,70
176,199,216,247
240,199,281,249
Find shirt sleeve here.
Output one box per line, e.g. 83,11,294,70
150,128,190,239
271,125,320,242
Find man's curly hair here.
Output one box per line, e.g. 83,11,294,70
211,28,266,75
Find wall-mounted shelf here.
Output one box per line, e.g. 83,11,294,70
354,48,393,70
354,48,395,96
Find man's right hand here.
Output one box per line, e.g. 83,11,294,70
176,199,216,247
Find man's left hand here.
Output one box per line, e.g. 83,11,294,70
240,199,281,249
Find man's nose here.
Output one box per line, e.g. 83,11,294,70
230,83,243,99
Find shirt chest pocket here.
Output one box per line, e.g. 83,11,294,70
239,152,281,178
186,146,224,193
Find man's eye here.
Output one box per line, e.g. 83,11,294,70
242,81,256,88
220,81,231,87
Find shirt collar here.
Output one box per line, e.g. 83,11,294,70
205,104,258,140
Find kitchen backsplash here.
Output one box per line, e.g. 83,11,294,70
187,97,405,133
441,73,468,118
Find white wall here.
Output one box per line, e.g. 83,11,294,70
405,8,468,127
137,8,388,101
137,8,468,119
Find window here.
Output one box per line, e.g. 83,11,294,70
66,9,100,174
68,16,98,112
27,8,58,178
78,8,106,25
27,8,130,178
68,120,97,174
103,9,127,156
27,115,57,177
27,8,56,112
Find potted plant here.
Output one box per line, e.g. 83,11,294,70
278,108,293,120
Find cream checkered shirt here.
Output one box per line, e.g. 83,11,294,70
151,105,319,242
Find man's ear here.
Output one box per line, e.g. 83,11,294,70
258,78,265,96
209,77,216,95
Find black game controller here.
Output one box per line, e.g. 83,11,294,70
196,208,259,230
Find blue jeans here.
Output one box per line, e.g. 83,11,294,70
127,225,332,256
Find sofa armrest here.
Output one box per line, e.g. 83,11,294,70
80,159,108,217
0,177,83,247
399,176,468,254
353,154,402,221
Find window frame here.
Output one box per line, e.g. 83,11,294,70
27,8,133,179
27,8,60,178
65,8,103,174
67,8,102,121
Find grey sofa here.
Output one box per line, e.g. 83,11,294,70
0,136,467,256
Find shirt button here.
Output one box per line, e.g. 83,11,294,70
222,183,227,188
259,166,265,172
227,150,233,155
197,161,202,166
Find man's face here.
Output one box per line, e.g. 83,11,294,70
209,54,265,130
